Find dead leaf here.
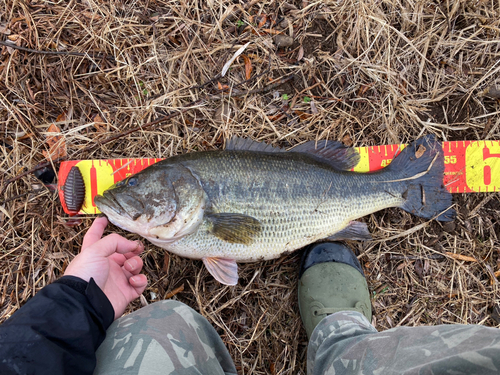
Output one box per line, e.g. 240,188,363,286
0,24,11,35
414,259,424,279
482,85,500,99
495,270,500,278
221,42,251,77
56,112,67,122
445,252,478,262
342,134,353,147
267,114,285,121
358,84,372,96
270,362,276,375
293,110,312,121
242,54,252,80
217,81,230,91
396,262,406,271
42,123,67,161
415,144,426,158
25,79,35,101
258,15,267,28
48,252,69,259
297,45,304,61
56,216,82,227
0,205,11,221
168,35,181,45
93,114,107,132
423,259,430,273
310,101,318,114
81,11,102,20
214,103,235,123
273,34,293,47
163,253,170,275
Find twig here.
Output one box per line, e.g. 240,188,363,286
209,74,295,99
387,254,446,261
0,189,45,206
0,40,115,61
164,284,185,299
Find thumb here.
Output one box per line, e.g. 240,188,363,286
82,217,108,250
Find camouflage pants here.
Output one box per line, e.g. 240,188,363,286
94,300,237,375
95,301,500,375
309,311,500,375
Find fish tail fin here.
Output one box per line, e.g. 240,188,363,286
387,135,455,221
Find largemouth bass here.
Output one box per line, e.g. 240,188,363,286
95,136,455,285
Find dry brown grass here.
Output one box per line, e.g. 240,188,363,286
1,0,500,373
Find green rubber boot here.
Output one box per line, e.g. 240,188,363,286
298,242,372,338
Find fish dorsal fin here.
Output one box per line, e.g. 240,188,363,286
203,257,238,285
226,137,285,153
206,213,261,244
290,140,360,171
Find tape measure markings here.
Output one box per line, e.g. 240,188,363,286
57,141,500,215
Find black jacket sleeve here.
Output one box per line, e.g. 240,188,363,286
0,276,114,375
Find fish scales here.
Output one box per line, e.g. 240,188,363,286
95,136,455,285
155,151,404,261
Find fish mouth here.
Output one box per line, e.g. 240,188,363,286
95,190,146,221
95,190,127,217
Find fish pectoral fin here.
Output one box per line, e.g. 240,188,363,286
327,221,372,241
207,213,261,245
203,257,238,285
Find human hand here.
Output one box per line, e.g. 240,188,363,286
65,217,148,319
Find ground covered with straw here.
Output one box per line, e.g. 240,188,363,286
1,0,500,373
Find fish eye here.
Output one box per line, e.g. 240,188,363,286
128,177,138,187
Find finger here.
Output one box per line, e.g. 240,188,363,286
82,217,108,251
124,256,144,275
111,246,145,265
109,253,127,267
122,242,145,258
90,233,141,258
129,274,148,295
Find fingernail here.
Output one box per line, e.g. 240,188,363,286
128,259,138,270
130,276,137,284
135,241,144,250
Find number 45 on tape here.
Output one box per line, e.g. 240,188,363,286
57,140,500,215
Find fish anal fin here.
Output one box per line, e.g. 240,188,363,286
327,221,372,241
207,213,261,244
226,137,284,153
202,257,238,285
291,140,360,171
